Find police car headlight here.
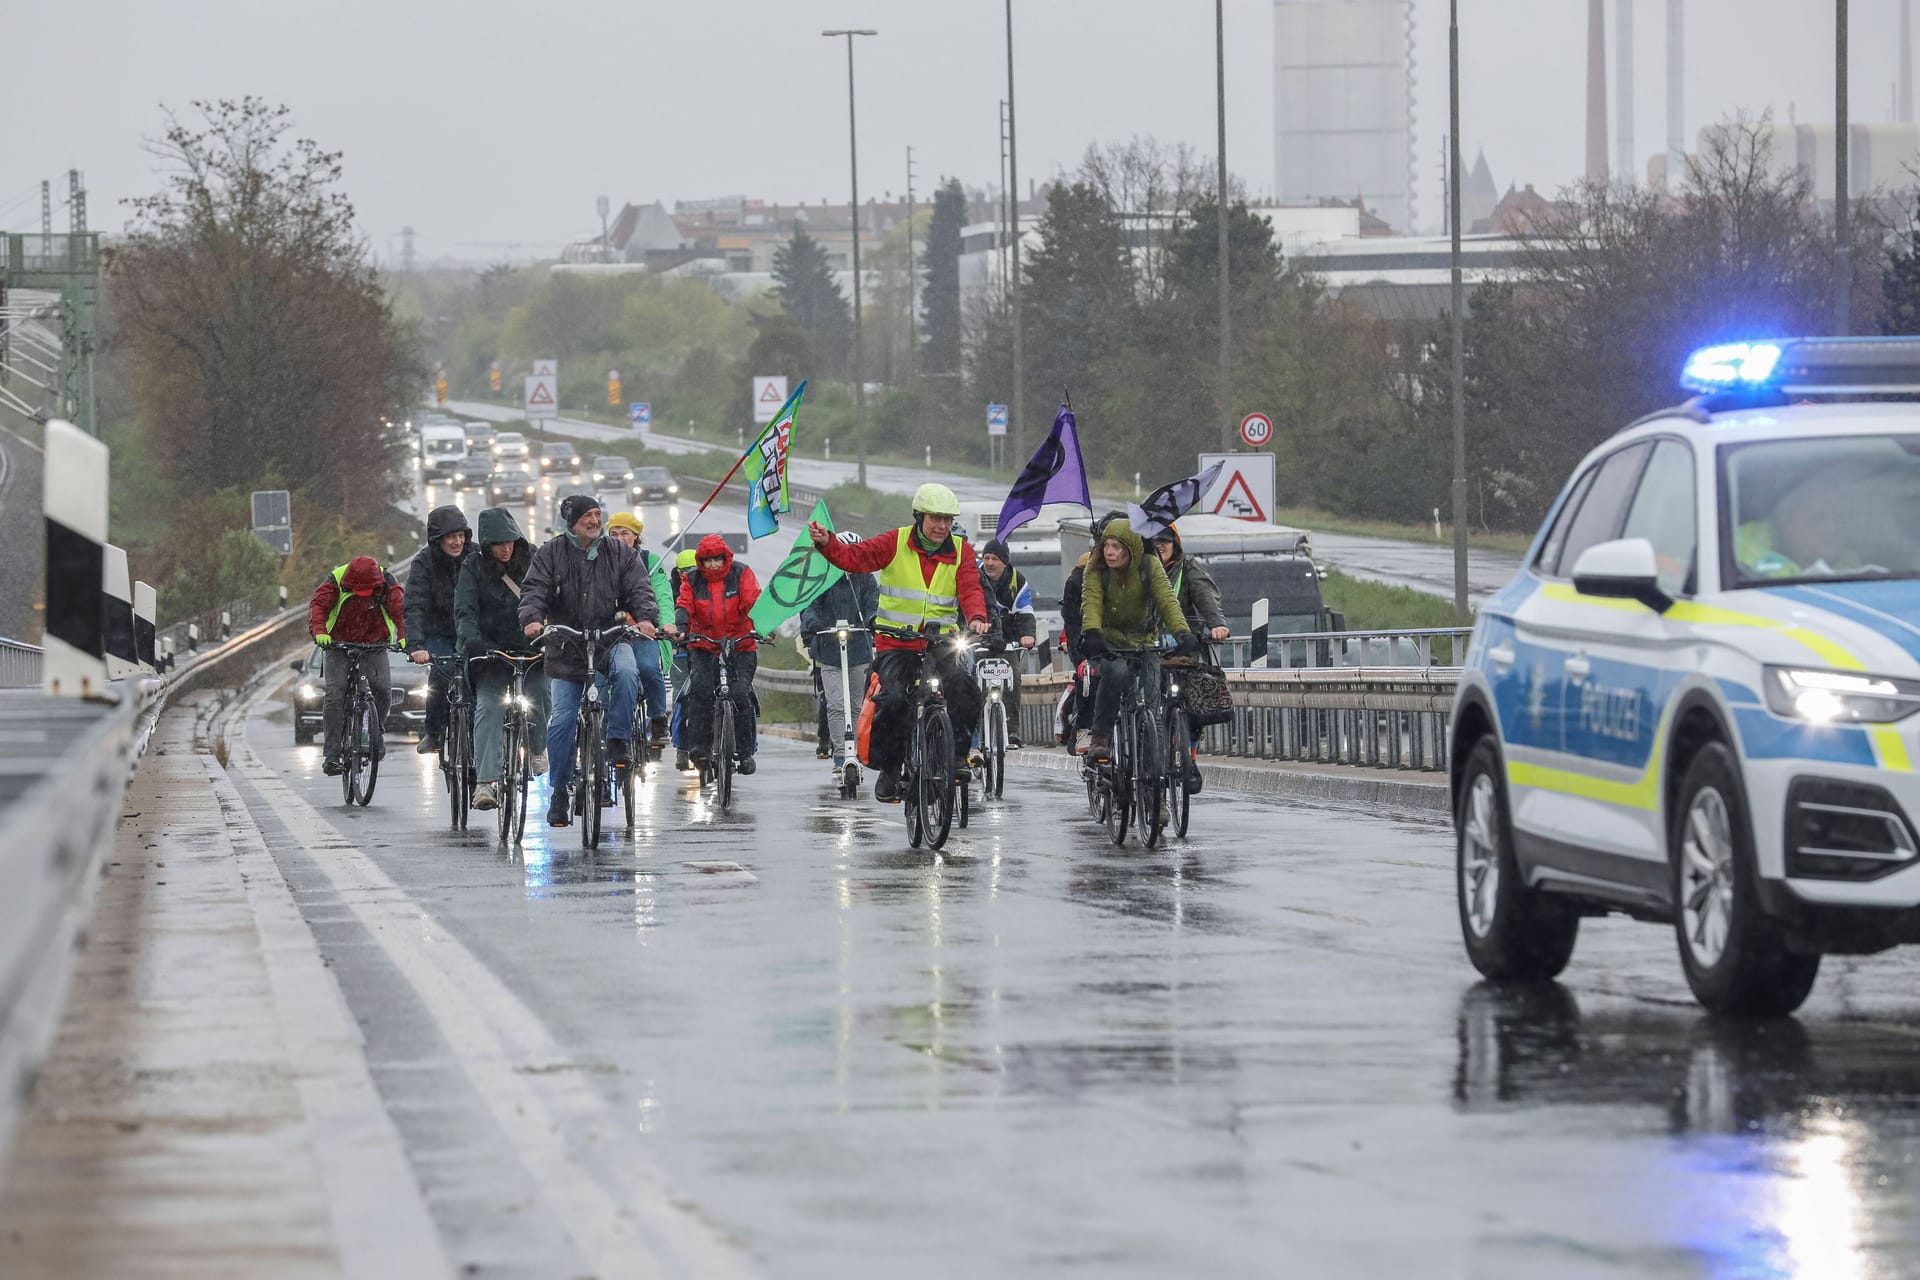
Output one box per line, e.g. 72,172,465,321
1765,667,1920,724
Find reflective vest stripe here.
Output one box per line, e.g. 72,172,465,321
322,564,399,642
876,529,961,633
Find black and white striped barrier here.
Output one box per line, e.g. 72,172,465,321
278,584,288,611
42,421,109,700
134,582,157,674
104,544,137,681
220,610,232,641
186,622,201,651
1249,597,1270,671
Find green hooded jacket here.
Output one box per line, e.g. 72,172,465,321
1081,519,1190,648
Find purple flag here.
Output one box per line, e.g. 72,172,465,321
997,405,1090,539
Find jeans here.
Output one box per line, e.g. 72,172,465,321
685,649,758,759
621,638,670,726
1091,652,1160,737
473,667,550,781
417,635,455,737
546,642,640,796
322,648,390,760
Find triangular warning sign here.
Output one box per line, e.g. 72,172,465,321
1212,470,1266,521
529,381,555,406
758,381,783,402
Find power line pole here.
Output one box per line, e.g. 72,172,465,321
1005,0,1024,463
823,28,878,486
1835,0,1851,336
40,181,50,238
1216,0,1233,453
906,145,917,379
1449,0,1469,626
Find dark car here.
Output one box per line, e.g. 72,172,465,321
490,467,537,502
539,440,581,474
290,645,429,743
591,455,634,488
630,465,679,504
453,456,495,490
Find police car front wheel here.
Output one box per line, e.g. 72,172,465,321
1455,737,1579,981
1670,742,1819,1016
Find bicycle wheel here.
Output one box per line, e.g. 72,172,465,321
340,689,359,806
498,714,519,845
983,702,1005,800
581,706,603,850
353,699,380,807
922,706,955,850
622,753,636,830
1137,709,1166,850
1167,706,1193,839
1104,719,1131,847
447,701,469,831
714,701,735,810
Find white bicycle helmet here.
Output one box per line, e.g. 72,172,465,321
836,530,861,544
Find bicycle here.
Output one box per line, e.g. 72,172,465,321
479,650,545,846
330,641,400,808
539,622,641,851
971,638,1015,801
1088,645,1175,849
431,654,475,831
678,632,766,811
875,624,976,852
1158,656,1199,840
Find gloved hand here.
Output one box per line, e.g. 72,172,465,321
1080,629,1109,660
314,634,333,647
1173,630,1201,657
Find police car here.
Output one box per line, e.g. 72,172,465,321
1450,337,1920,1015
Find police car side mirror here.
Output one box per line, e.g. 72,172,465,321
1571,538,1673,614
289,658,306,674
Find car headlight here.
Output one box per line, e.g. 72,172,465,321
1765,667,1920,724
408,686,430,703
297,682,321,702
668,484,679,494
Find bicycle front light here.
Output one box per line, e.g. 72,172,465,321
927,677,940,691
1765,667,1920,724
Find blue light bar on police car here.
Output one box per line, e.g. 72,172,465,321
1681,336,1920,396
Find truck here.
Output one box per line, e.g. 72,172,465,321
419,424,468,479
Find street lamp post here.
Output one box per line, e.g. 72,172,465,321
1835,0,1851,336
824,27,878,487
1005,0,1024,464
1449,0,1469,626
1216,0,1233,453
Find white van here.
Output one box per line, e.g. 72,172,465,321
420,424,468,478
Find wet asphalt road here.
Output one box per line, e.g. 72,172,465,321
233,676,1920,1278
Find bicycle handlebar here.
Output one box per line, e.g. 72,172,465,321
537,622,645,643
330,640,403,651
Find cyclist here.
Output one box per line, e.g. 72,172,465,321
519,494,659,828
978,537,1036,748
604,511,674,748
404,504,475,756
1151,524,1229,643
455,507,549,811
674,533,763,775
669,545,700,772
800,529,879,774
1078,517,1197,762
809,483,991,803
1060,510,1126,754
307,554,407,777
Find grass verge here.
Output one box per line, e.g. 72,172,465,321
1319,567,1471,631
1272,504,1533,554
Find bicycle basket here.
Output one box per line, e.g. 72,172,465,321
976,657,1015,689
1178,663,1234,727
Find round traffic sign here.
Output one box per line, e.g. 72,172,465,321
1239,412,1273,448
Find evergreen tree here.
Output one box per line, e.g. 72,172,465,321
771,227,851,372
1020,181,1132,431
920,177,967,374
1885,194,1920,336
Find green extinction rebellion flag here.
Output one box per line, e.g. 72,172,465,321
749,500,843,633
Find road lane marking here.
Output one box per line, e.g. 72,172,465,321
222,679,755,1280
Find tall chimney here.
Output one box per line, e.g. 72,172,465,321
1902,0,1914,123
1616,0,1635,181
1666,0,1685,184
1587,0,1610,183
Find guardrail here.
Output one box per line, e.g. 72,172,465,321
1187,626,1472,672
0,638,42,688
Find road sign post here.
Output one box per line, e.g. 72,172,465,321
524,374,558,427
608,369,621,406
986,403,1007,468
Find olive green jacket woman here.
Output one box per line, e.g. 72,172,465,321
1081,519,1191,648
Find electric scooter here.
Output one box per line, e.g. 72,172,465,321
831,620,870,799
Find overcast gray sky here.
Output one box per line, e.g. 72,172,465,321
4,1,1908,262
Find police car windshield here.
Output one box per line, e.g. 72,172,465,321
1724,433,1920,587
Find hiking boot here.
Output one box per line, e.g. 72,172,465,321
608,738,631,766
875,770,901,803
737,755,757,776
815,743,832,760
322,755,345,776
1088,733,1112,764
546,794,571,827
675,748,691,771
1184,752,1203,795
416,733,443,755
648,717,670,747
472,782,499,810
1007,733,1023,750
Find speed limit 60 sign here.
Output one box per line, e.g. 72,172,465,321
1239,412,1273,448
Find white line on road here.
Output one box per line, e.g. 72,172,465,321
224,678,755,1280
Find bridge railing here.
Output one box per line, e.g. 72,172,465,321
0,638,42,688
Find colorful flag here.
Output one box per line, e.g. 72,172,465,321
1126,459,1226,539
749,500,844,632
744,379,806,539
997,404,1090,539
